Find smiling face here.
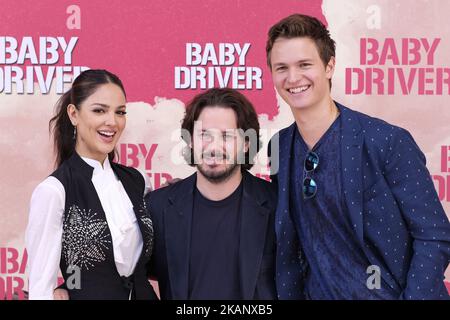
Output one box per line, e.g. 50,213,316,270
192,106,248,183
67,83,127,163
270,36,335,112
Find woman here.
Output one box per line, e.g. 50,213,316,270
26,69,156,300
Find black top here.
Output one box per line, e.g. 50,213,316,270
188,181,243,300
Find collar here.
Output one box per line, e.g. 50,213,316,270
67,152,112,179
81,155,112,177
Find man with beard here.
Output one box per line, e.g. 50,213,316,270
145,88,277,300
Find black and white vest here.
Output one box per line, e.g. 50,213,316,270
51,152,156,300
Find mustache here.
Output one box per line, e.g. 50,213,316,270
201,151,230,160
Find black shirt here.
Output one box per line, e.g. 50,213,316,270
188,181,243,300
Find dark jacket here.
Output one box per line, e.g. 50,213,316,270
145,171,277,300
272,103,450,300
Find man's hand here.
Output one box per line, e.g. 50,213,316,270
53,288,69,300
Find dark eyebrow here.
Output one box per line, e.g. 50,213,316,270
272,62,286,68
200,129,235,134
272,59,312,68
90,103,110,108
90,103,126,109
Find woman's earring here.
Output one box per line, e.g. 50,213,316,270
73,126,77,140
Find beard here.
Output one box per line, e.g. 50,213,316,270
195,151,241,184
197,162,240,184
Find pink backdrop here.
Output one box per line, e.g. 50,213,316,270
1,0,449,299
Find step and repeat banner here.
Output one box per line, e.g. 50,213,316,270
1,0,449,299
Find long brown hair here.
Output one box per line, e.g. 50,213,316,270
49,69,126,168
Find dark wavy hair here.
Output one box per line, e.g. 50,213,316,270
181,88,261,171
49,69,126,168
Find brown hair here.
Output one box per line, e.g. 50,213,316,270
181,88,261,171
49,69,126,168
266,14,336,86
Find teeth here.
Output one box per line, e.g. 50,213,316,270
288,85,310,94
99,131,115,137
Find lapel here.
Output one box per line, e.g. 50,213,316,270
162,171,272,299
337,103,365,245
164,173,196,299
238,171,271,299
275,123,296,236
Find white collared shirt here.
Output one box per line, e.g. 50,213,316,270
25,157,151,300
